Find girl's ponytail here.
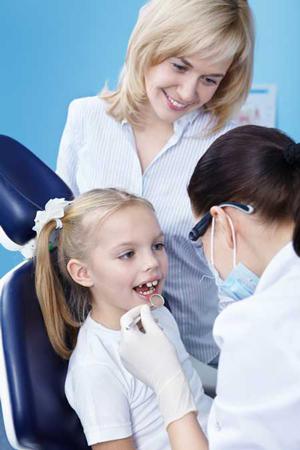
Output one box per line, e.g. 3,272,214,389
35,221,79,359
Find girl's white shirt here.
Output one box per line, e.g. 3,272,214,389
208,242,300,449
65,306,212,448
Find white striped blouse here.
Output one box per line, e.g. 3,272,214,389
56,96,235,363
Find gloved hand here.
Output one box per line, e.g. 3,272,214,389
119,305,197,428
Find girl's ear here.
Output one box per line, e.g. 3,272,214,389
67,259,94,287
210,206,234,249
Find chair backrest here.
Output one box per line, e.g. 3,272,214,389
0,135,89,449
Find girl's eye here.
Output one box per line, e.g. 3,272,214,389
119,251,134,260
153,242,165,251
172,63,187,72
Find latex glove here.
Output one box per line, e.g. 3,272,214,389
120,305,197,428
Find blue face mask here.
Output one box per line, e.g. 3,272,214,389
213,262,259,301
210,215,259,301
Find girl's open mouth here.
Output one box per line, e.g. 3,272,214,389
133,280,160,301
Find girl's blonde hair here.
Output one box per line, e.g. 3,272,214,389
101,0,254,133
35,188,154,359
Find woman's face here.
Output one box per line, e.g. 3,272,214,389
144,53,232,124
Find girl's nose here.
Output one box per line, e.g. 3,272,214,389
143,253,159,271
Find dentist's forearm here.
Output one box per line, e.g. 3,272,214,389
167,412,209,450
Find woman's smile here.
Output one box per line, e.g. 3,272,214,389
162,89,196,112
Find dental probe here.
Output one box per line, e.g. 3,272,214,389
125,294,165,330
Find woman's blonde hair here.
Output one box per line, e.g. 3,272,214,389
101,0,254,133
35,188,154,359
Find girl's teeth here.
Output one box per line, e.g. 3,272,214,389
143,288,155,295
136,280,159,295
146,280,159,287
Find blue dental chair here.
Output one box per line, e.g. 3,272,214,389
0,136,90,449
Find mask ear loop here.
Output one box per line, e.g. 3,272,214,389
210,217,216,268
225,214,237,267
210,213,237,269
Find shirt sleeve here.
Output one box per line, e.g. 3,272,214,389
208,297,300,449
56,99,83,196
154,307,212,433
67,363,132,446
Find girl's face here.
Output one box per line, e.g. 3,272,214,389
144,53,232,125
78,204,168,328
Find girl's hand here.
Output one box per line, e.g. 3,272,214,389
119,305,197,428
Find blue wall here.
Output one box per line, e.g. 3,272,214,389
1,0,300,276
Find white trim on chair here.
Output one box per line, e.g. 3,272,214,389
0,264,28,450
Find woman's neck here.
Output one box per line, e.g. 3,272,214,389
139,100,173,131
132,114,174,172
240,221,294,277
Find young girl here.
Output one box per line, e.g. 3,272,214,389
34,188,212,450
56,0,254,364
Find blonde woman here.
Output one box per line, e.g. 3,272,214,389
56,0,254,365
34,188,212,449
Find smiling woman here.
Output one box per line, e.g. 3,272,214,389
56,0,255,371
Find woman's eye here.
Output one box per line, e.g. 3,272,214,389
119,251,134,260
202,77,218,86
153,242,165,251
172,63,187,72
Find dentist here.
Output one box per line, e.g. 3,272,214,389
119,125,300,450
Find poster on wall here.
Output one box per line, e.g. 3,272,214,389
236,84,277,127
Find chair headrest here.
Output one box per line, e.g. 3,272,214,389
0,135,74,245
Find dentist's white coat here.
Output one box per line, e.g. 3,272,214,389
208,242,300,449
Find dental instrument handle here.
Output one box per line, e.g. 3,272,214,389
125,294,164,330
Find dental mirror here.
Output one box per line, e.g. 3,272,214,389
150,293,165,308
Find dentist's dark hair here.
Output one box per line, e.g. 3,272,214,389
187,125,300,256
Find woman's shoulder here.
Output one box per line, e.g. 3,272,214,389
66,95,122,131
186,109,238,141
67,95,107,116
218,118,239,135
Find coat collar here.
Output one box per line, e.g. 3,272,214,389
255,242,297,294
